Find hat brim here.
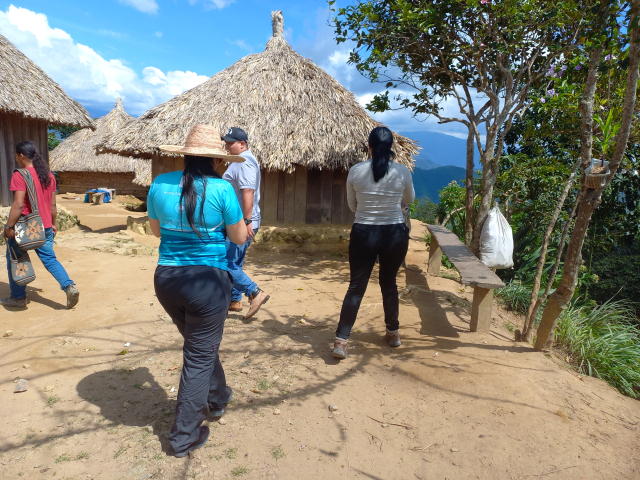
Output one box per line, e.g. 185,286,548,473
221,135,246,143
158,145,245,163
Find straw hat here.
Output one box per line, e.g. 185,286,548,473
159,124,245,162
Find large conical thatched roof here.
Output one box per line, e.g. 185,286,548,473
99,11,418,172
0,34,94,128
50,99,151,186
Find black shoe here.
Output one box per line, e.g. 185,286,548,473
208,386,233,418
173,426,210,458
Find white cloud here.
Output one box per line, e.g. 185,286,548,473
118,0,159,14
188,0,235,10
0,6,209,116
154,31,162,38
227,39,252,51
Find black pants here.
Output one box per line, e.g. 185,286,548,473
336,223,410,340
154,265,232,454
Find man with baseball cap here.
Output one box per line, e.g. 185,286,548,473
221,127,270,319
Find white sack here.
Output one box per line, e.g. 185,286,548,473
479,206,514,269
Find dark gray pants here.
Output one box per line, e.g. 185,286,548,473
154,265,231,453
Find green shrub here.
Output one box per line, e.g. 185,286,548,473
588,255,640,316
556,300,640,399
495,281,531,315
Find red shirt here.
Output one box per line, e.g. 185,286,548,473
10,166,56,229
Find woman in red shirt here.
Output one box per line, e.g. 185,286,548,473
2,141,79,309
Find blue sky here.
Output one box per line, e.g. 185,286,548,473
0,0,474,140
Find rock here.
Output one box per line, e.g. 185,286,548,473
23,364,30,369
3,330,13,337
273,409,281,415
142,425,153,433
451,448,459,452
14,379,28,393
144,440,160,449
123,402,130,408
141,381,152,389
239,368,251,374
128,442,135,448
218,418,227,425
272,375,280,382
44,385,54,393
244,351,250,359
328,404,338,412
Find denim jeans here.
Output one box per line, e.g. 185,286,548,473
336,223,410,340
225,229,258,302
154,265,231,454
5,227,73,299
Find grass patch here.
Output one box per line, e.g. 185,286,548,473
503,322,515,333
76,452,89,460
231,466,250,477
556,300,640,399
272,445,286,460
46,395,60,408
495,281,531,315
257,381,273,391
114,445,127,459
224,447,238,459
54,454,71,464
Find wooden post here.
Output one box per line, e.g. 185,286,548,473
427,235,442,276
470,286,494,332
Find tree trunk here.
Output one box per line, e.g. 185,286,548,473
464,128,475,246
526,192,580,329
470,139,497,256
519,159,580,343
535,1,640,350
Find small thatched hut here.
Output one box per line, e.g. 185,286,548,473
100,11,418,225
50,99,151,197
0,34,94,207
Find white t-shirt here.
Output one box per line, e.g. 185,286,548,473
347,160,415,225
222,150,261,229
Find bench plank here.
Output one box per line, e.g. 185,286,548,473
427,225,504,289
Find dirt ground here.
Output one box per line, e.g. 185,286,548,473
0,195,638,480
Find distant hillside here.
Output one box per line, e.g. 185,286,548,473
401,130,481,169
412,165,466,203
414,158,442,170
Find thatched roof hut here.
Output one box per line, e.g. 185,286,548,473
99,11,419,224
50,99,151,195
0,33,94,206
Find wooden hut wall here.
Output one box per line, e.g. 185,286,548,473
0,113,49,207
56,172,149,198
259,167,354,225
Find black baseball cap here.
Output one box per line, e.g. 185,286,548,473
221,127,248,142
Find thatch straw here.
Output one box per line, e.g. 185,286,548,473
50,99,150,186
98,11,418,172
0,34,94,128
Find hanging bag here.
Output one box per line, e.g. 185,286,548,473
6,235,36,286
13,168,46,251
479,205,514,269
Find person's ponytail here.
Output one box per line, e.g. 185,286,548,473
368,127,395,183
15,141,51,188
180,155,220,236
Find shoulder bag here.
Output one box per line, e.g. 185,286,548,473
13,168,46,251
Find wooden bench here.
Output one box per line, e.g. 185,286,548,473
91,192,105,205
426,225,505,332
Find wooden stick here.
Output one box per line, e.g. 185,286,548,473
366,415,413,429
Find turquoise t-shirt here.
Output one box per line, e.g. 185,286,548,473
147,171,243,269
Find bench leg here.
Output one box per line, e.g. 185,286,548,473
427,235,442,276
470,286,493,332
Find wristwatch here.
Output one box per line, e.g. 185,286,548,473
4,224,14,232
244,218,252,225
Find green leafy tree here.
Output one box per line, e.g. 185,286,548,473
332,0,590,252
47,125,80,151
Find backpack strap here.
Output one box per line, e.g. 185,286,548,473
14,168,40,215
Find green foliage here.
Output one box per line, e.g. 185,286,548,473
439,181,467,240
410,198,442,224
588,255,640,313
47,125,80,151
556,300,640,398
495,282,532,315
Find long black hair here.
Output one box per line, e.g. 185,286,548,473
368,126,396,182
180,155,221,236
15,141,51,188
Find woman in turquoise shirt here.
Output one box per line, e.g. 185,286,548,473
148,124,247,457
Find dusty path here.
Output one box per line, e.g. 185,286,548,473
0,197,638,480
